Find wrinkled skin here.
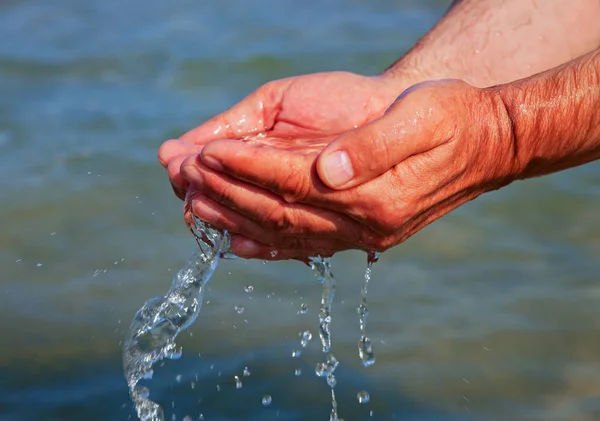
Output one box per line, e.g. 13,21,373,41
174,80,518,261
160,71,404,258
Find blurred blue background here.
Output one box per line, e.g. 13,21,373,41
1,0,600,420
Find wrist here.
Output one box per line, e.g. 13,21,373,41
491,49,600,181
482,86,522,187
379,49,444,94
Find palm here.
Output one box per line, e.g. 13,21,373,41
159,71,396,199
182,71,394,155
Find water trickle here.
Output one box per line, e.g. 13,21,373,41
310,256,335,354
310,256,341,421
123,195,382,421
357,252,380,367
122,216,231,421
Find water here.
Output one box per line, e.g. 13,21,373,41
310,256,342,421
3,0,600,420
123,217,230,420
357,252,381,367
261,394,272,406
357,390,370,404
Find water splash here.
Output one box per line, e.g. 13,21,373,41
357,251,380,367
310,256,335,353
310,256,341,421
122,217,231,421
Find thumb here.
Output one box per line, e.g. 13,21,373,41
316,80,457,190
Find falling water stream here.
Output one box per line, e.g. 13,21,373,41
122,216,231,421
123,212,380,420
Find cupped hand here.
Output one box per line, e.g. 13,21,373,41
158,71,401,199
181,80,520,261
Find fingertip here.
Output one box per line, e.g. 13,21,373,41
158,139,202,167
230,235,263,258
200,139,245,158
316,149,355,190
179,154,202,182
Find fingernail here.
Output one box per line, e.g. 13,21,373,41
170,181,186,199
320,150,353,187
194,199,219,221
201,154,224,172
235,239,260,256
181,164,204,186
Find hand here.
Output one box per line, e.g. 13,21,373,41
158,71,402,200
181,80,519,261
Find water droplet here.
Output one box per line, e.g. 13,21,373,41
326,374,337,388
262,395,272,406
234,305,245,314
270,250,278,257
292,349,301,358
358,336,375,367
175,374,183,383
244,285,254,293
234,375,242,389
315,354,339,378
357,390,370,404
183,416,192,421
243,367,251,376
294,368,302,376
167,347,183,360
36,263,43,267
297,303,308,315
300,330,312,347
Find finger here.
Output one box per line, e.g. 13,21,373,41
179,79,294,145
229,235,335,262
187,191,356,252
181,156,372,246
158,139,202,168
316,79,460,189
199,139,363,209
167,154,194,199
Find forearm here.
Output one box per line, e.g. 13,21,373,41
496,49,600,180
385,0,600,88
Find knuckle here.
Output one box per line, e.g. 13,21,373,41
213,182,234,205
281,170,312,204
261,204,290,231
359,232,397,252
